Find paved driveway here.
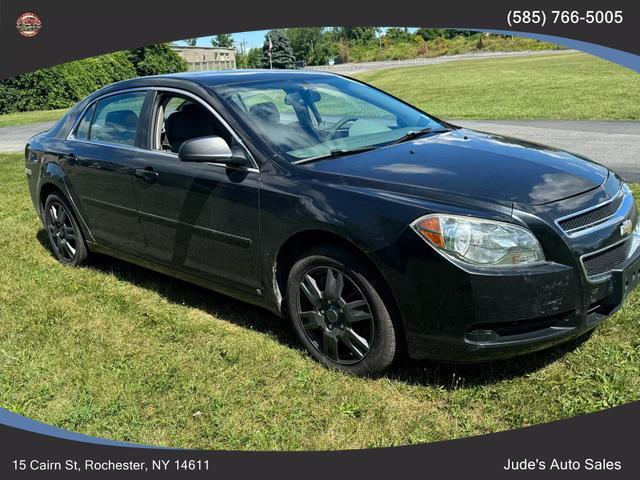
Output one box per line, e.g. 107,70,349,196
0,121,55,152
306,50,577,75
1,119,638,181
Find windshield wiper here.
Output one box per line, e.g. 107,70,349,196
293,145,378,165
387,127,451,146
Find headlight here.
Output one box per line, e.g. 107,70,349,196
411,214,545,267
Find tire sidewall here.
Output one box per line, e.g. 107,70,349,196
286,246,397,376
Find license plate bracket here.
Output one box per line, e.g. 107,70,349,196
610,254,640,304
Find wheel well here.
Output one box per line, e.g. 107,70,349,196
39,183,92,243
39,183,65,210
274,230,405,348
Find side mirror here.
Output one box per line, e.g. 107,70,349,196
179,136,252,168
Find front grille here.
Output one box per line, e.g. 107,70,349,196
558,194,623,234
581,239,633,281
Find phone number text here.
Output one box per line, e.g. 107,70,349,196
507,10,623,28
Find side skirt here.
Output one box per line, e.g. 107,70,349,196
86,241,281,316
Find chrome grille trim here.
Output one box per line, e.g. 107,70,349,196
580,236,634,283
555,187,631,238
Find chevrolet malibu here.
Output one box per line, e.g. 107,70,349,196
25,70,640,375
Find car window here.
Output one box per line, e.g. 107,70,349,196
89,92,146,147
216,77,442,162
74,103,96,141
153,93,233,154
163,97,186,121
313,85,395,121
234,88,297,125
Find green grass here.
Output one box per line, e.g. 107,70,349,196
356,52,640,120
1,151,640,450
0,109,68,128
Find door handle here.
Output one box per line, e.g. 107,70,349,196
134,167,159,184
64,153,78,165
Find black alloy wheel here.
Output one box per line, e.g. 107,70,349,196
298,266,374,364
44,194,88,265
287,246,397,375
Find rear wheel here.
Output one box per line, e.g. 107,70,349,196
44,193,88,266
286,246,397,375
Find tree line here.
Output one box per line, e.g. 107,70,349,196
0,44,187,114
194,28,492,69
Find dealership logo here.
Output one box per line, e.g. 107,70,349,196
620,219,633,237
16,12,42,38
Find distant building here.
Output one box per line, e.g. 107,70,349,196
171,46,236,71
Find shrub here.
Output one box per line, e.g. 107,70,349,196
0,43,186,114
325,34,561,64
126,43,187,77
0,52,137,114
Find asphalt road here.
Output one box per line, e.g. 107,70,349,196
306,49,577,75
0,121,55,153
1,119,638,181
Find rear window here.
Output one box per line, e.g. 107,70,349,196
74,104,95,141
75,91,146,147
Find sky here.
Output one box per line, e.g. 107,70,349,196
174,30,277,50
174,28,418,51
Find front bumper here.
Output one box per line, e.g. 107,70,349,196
379,214,640,363
406,247,640,362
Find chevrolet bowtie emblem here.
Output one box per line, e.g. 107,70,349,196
620,219,633,236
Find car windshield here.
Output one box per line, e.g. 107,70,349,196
213,75,446,163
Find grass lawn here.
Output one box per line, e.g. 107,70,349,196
0,109,68,128
0,151,639,450
356,52,640,120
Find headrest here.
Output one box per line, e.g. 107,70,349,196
104,110,138,129
165,103,217,152
250,102,280,124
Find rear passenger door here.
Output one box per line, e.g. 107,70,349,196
63,90,149,255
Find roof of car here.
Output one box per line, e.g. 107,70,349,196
119,69,339,89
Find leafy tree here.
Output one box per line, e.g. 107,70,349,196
126,43,187,77
261,30,295,69
286,28,335,65
415,28,442,41
333,27,379,44
415,28,475,40
211,34,234,48
246,48,262,68
183,38,197,46
287,28,322,62
236,47,262,68
384,27,411,41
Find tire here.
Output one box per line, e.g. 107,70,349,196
286,245,398,376
43,193,89,266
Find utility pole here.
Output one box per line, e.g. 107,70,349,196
238,40,247,68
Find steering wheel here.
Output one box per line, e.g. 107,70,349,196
326,116,360,140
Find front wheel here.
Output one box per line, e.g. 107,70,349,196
286,246,398,375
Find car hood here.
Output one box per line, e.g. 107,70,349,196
305,129,609,206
